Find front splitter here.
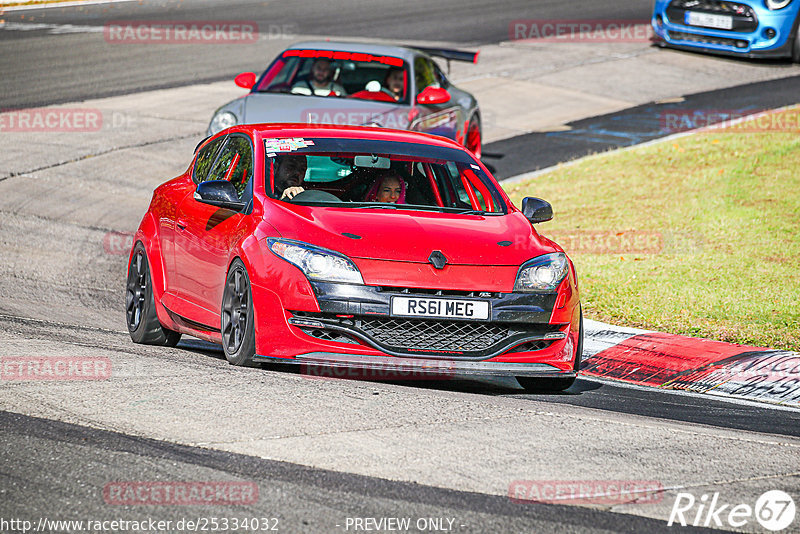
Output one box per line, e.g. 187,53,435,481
254,352,574,378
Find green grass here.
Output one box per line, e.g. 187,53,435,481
506,109,800,351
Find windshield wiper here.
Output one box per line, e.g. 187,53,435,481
454,209,504,216
455,209,486,215
360,204,399,209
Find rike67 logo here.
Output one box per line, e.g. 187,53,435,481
668,490,795,531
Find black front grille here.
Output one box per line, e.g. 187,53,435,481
668,31,748,48
670,0,753,15
291,311,562,359
509,340,554,353
358,317,510,353
302,328,360,345
666,0,757,32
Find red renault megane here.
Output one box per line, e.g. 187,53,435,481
126,124,582,391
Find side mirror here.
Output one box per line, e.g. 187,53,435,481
416,86,451,105
194,180,246,211
521,197,553,224
234,72,257,90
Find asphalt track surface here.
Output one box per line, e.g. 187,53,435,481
2,410,716,534
3,0,799,179
0,0,654,108
2,1,800,532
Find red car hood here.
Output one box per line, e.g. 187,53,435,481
270,205,556,266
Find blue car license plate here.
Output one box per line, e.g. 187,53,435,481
684,11,733,30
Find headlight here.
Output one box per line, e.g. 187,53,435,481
268,239,363,284
765,0,792,9
208,111,237,135
514,253,569,292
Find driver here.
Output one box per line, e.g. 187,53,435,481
382,67,405,101
291,58,345,97
364,169,406,204
273,154,307,200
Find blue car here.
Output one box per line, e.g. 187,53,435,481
652,0,800,60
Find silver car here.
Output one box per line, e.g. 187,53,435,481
208,41,483,158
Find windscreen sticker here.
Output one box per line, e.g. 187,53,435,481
264,138,315,153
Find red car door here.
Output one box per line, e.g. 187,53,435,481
172,135,254,329
158,137,226,314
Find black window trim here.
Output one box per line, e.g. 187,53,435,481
193,133,256,214
192,134,228,185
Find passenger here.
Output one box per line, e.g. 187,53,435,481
291,58,345,97
364,170,406,204
382,67,405,101
273,154,307,200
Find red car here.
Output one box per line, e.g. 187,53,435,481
126,124,582,391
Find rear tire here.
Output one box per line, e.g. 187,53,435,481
466,115,482,160
221,259,258,367
126,242,181,347
517,309,583,393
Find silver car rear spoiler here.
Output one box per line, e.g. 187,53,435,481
412,46,479,64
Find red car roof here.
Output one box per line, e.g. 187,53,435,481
229,123,467,150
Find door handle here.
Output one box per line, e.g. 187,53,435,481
176,219,187,231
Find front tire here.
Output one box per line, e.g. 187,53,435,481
793,26,800,63
126,242,181,347
517,310,583,393
221,259,258,367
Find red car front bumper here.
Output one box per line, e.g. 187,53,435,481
248,274,581,378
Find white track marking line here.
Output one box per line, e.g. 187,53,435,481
0,20,104,32
0,0,135,12
580,375,800,413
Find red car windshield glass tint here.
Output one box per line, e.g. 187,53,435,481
265,140,505,214
255,50,409,104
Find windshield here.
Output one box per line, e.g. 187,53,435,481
255,50,410,104
264,138,507,214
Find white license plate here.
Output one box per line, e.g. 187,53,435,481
391,296,490,321
684,11,733,30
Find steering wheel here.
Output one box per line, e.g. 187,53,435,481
348,90,397,103
289,190,341,203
